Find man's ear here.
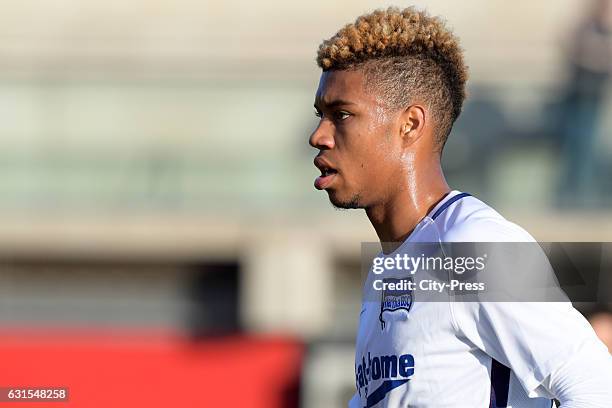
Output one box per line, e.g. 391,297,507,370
399,104,426,147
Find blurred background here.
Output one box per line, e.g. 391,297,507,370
0,0,611,407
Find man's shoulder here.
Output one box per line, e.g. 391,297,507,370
436,194,536,243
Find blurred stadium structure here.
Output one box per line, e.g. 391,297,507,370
0,0,610,407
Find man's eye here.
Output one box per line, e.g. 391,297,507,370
335,111,351,121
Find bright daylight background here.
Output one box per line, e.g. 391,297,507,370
0,0,610,407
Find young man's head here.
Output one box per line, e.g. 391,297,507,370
310,7,468,209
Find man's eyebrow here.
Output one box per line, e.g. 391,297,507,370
314,99,357,109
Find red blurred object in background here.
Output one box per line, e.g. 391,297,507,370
0,329,303,408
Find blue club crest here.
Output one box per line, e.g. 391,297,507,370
379,277,413,329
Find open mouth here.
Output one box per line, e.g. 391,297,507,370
315,166,338,190
320,167,337,177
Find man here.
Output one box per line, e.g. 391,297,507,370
309,7,612,408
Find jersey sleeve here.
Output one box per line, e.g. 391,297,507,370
444,213,612,399
450,299,610,397
538,335,612,407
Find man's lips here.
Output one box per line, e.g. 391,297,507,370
313,157,339,190
314,172,337,190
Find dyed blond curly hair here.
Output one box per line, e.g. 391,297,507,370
317,7,468,148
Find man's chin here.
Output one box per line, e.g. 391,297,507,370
328,191,363,210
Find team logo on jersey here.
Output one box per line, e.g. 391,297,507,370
379,277,413,329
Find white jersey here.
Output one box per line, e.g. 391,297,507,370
350,190,610,408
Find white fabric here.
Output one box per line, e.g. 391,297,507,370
350,190,612,407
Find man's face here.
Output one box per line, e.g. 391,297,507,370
310,69,405,209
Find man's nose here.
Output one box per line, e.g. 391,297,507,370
309,121,335,150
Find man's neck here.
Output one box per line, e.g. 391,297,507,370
366,173,450,254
